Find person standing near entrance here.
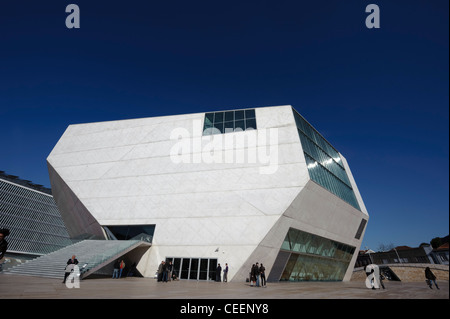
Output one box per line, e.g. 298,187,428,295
216,263,222,282
112,259,120,279
157,261,164,282
161,261,168,282
119,259,125,279
167,261,173,281
223,263,229,282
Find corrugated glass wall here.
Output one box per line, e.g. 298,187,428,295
0,179,72,255
292,108,361,210
279,228,355,281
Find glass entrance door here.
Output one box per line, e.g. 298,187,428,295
180,258,190,279
166,257,217,281
199,259,209,280
189,258,199,280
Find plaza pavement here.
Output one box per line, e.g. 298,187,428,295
0,274,448,299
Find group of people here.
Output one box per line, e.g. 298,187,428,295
1,225,445,293
249,262,266,287
113,259,137,278
157,260,176,282
112,259,127,279
62,256,136,282
156,261,230,282
215,263,229,282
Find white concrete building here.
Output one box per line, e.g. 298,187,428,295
47,105,369,282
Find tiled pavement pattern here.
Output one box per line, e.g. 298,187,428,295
0,274,447,299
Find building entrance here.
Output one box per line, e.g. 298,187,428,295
165,257,217,281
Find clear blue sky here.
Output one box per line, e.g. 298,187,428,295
1,0,448,251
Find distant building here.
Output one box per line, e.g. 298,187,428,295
0,171,72,257
355,244,436,267
431,243,449,265
355,249,374,268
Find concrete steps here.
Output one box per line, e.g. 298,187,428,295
4,239,150,279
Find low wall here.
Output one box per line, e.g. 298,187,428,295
352,264,449,282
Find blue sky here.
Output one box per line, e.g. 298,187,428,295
0,0,448,251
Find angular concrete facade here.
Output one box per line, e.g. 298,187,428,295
47,105,368,282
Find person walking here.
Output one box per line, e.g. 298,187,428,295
223,263,229,283
216,263,222,282
119,259,125,279
112,259,120,279
0,229,10,273
259,263,266,287
425,267,439,289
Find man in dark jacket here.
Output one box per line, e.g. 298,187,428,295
63,255,79,283
216,264,222,282
0,229,9,272
162,261,168,282
254,263,261,287
67,255,79,266
112,259,120,279
259,263,266,287
425,267,439,289
223,263,229,282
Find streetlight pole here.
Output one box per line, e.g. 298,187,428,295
365,246,374,264
394,247,403,264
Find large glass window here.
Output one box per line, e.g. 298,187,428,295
292,108,361,210
104,225,155,242
203,109,257,135
165,256,218,281
278,228,356,282
209,259,218,281
189,258,199,280
199,258,209,280
181,259,190,279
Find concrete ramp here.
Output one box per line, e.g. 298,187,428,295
4,240,151,279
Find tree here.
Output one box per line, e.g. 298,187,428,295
430,237,442,249
377,243,395,252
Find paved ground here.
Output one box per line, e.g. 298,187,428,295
0,274,448,299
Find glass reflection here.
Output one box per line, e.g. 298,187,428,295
293,107,360,211
279,228,356,282
203,109,257,136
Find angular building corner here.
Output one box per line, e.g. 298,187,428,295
47,105,369,282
